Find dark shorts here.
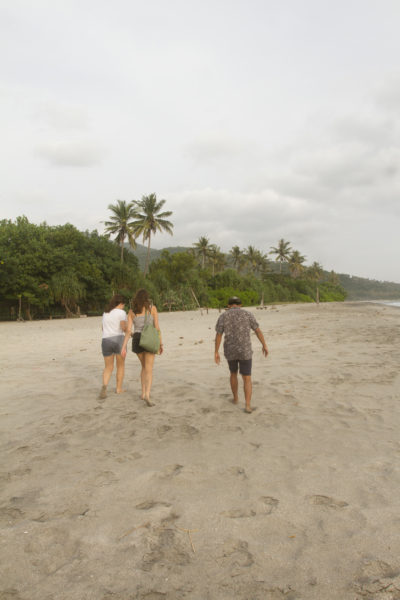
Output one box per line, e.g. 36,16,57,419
227,359,252,376
131,332,146,354
102,335,124,357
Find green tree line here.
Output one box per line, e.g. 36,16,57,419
0,202,346,320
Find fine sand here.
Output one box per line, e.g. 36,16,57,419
1,302,400,600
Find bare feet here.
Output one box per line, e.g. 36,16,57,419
143,397,155,407
244,406,256,414
231,397,239,405
99,385,107,400
116,389,126,394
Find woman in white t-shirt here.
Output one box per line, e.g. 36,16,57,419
99,294,128,400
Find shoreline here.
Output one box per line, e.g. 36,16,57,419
1,297,400,325
1,302,400,599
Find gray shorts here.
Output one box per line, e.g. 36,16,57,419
102,335,124,357
227,359,252,376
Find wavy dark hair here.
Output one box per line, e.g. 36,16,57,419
132,288,151,314
105,294,126,313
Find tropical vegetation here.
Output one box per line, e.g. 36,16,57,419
11,199,400,320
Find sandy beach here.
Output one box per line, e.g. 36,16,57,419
1,302,400,600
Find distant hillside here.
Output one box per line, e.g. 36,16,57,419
338,274,400,300
128,243,190,270
128,243,400,300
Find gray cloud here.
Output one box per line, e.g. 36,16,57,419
34,102,90,131
184,134,254,164
34,140,104,167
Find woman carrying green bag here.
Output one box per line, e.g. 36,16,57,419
122,289,163,407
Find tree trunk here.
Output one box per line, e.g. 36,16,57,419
17,295,24,321
144,234,151,277
120,239,124,263
25,303,33,321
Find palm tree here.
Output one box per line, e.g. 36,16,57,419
229,246,243,271
208,244,226,276
288,250,306,279
244,245,259,274
104,200,137,263
193,236,212,269
132,193,173,276
51,271,86,317
245,246,267,275
328,270,339,285
307,261,324,303
270,239,292,273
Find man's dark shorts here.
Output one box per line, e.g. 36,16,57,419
227,359,252,376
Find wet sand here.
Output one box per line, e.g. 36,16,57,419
1,302,400,600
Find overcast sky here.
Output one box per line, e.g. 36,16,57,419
1,0,400,282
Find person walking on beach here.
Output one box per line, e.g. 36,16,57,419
214,296,268,413
122,288,163,407
99,294,128,400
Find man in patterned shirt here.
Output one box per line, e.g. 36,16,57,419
215,296,268,413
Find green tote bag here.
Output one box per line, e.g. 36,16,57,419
140,310,160,353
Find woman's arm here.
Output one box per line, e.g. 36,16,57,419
121,310,134,356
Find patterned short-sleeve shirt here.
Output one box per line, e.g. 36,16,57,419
215,307,259,360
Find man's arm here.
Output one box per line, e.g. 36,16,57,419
215,332,223,364
254,327,268,357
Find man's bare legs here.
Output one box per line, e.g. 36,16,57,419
242,375,252,412
230,372,239,404
229,372,252,411
137,352,155,405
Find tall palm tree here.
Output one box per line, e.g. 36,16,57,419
270,239,292,273
288,250,306,279
307,261,324,303
208,244,226,276
193,236,212,269
132,193,173,276
229,245,243,271
245,246,267,275
104,200,137,263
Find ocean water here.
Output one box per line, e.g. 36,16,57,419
380,301,400,308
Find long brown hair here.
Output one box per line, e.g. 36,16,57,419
105,294,126,313
132,289,151,314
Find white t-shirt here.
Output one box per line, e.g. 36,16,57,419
102,308,127,339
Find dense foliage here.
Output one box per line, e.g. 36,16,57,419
0,217,141,320
0,217,348,320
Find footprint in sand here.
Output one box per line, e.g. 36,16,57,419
0,590,24,600
353,559,400,596
308,495,349,509
259,496,279,514
219,539,254,569
227,466,247,479
0,506,24,525
221,508,256,518
160,464,183,479
180,423,199,438
157,425,172,438
135,500,172,510
93,470,119,487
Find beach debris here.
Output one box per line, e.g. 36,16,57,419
176,526,198,553
117,521,151,540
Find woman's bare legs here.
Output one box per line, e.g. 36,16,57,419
100,355,115,398
115,353,125,393
137,352,155,405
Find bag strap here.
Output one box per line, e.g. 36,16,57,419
144,305,152,325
